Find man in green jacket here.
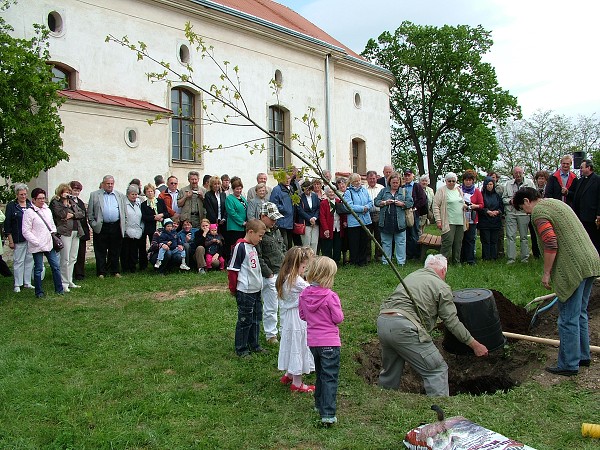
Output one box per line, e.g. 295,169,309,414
377,254,488,396
514,187,600,376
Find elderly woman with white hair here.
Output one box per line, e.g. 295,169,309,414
120,184,145,273
4,183,34,292
433,172,466,264
419,174,435,235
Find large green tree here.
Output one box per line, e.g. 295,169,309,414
0,2,66,201
362,21,520,186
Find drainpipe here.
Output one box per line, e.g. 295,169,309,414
325,53,333,174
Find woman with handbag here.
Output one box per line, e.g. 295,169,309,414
374,172,414,265
433,172,467,264
22,188,64,298
50,183,85,292
459,170,484,265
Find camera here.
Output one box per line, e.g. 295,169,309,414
192,190,199,195
66,194,75,199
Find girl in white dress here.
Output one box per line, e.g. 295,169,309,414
276,246,315,393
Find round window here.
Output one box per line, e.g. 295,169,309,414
47,11,63,35
179,44,190,64
125,128,139,148
274,69,283,87
354,92,362,109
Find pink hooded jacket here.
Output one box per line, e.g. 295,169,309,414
22,203,55,254
299,285,344,347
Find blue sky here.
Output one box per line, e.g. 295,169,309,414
277,0,600,118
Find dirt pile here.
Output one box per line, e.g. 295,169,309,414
355,279,600,394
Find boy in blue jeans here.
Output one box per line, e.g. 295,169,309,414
227,219,267,357
154,218,190,271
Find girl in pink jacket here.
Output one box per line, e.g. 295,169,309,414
298,256,344,426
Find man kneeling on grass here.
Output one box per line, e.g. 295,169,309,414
377,254,488,396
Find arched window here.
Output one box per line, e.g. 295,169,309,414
268,105,289,170
352,138,366,174
171,87,196,162
51,66,69,89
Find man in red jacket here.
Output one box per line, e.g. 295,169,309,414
545,155,577,205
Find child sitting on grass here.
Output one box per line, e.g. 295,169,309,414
227,219,267,357
299,256,344,426
205,223,225,270
154,218,190,271
276,246,315,393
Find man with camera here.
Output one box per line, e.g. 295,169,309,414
178,170,205,228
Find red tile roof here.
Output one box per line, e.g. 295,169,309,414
58,90,172,114
204,0,363,59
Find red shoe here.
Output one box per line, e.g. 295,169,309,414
280,374,293,385
290,383,315,393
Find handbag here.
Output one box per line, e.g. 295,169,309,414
402,188,415,228
34,209,64,251
335,189,354,215
292,222,306,235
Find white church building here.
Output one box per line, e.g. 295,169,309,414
4,0,393,197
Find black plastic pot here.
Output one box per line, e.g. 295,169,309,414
442,288,506,355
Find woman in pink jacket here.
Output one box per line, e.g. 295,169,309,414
22,188,64,298
299,256,344,427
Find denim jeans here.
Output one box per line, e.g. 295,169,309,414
557,277,594,371
235,291,262,355
33,250,63,296
310,346,340,420
380,230,406,265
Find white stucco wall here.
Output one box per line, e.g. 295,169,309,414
3,0,392,198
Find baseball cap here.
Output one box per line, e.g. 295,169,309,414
163,218,174,226
403,168,413,175
260,202,284,220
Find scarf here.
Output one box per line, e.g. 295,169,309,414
461,183,475,195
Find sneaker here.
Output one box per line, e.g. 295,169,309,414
24,284,34,289
237,351,251,358
290,383,315,393
36,293,46,299
98,275,105,279
63,286,70,293
280,374,293,385
545,366,578,376
154,260,162,269
267,336,279,345
180,263,191,271
114,273,122,278
579,359,591,367
14,286,20,293
69,283,81,289
198,268,206,274
251,347,269,354
321,417,337,426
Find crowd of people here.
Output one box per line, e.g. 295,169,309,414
2,157,598,296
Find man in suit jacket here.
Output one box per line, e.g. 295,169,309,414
377,165,393,188
545,154,577,205
87,175,127,278
570,159,600,253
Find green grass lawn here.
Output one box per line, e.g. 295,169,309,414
0,247,598,449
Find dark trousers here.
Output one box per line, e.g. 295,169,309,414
582,221,600,255
528,221,541,258
73,237,88,280
93,222,123,276
280,228,294,250
234,291,262,355
460,225,477,264
406,213,421,259
480,228,500,260
121,236,146,272
367,213,382,262
320,232,342,264
347,226,368,266
310,346,340,420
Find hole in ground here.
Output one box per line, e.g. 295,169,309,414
355,291,546,396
